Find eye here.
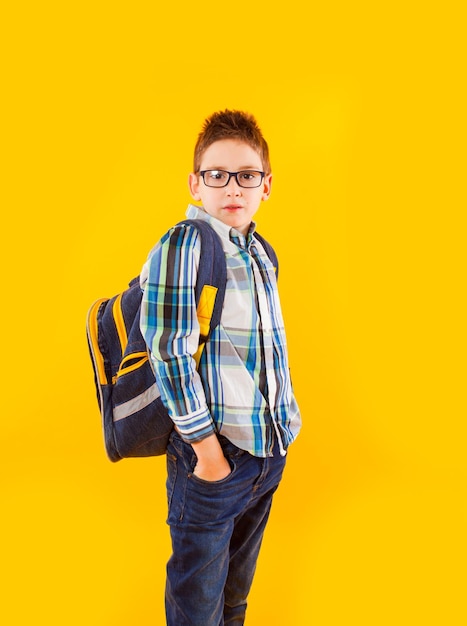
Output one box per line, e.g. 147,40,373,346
239,171,258,180
208,170,228,180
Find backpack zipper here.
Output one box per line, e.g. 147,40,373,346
87,298,109,386
112,292,128,356
113,351,149,383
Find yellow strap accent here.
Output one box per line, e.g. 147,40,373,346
114,352,149,382
196,285,218,338
119,351,149,368
193,345,204,368
193,285,218,367
87,298,109,385
113,293,128,355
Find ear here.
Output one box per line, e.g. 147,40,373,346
262,173,272,201
188,172,201,201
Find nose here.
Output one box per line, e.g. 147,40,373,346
225,174,242,194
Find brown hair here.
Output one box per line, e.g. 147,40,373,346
193,109,271,174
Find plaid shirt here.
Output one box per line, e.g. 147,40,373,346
140,205,301,457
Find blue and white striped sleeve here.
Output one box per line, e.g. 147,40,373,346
140,224,216,443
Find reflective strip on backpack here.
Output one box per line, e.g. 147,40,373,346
113,382,161,421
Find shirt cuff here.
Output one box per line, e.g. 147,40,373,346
171,407,217,443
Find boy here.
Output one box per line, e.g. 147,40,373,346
140,110,301,625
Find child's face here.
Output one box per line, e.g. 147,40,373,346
189,139,272,236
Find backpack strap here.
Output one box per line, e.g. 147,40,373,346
176,219,227,350
253,231,279,280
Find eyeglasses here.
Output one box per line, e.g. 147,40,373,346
199,169,265,188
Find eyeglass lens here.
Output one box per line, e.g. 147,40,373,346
202,170,264,188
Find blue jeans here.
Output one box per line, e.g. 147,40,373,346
165,430,287,626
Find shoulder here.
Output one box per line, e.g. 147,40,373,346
160,221,202,250
140,222,202,287
146,222,202,260
252,232,279,272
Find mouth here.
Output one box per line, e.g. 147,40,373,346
223,204,243,211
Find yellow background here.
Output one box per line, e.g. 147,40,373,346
2,1,465,624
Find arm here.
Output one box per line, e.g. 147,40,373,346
140,225,230,480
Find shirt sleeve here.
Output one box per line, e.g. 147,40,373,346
139,224,216,443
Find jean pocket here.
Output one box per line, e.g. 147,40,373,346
189,455,237,487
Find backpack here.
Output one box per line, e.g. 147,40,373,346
86,219,278,462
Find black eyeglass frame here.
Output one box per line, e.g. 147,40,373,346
199,169,265,188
